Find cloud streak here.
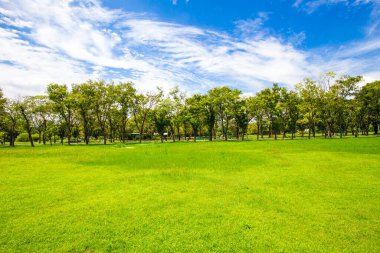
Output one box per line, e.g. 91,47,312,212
0,0,379,97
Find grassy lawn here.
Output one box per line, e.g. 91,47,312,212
1,138,379,252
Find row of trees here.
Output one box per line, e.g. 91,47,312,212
0,73,379,147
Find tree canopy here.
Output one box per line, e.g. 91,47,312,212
1,74,379,146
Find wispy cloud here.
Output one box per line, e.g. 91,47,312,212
172,0,190,5
293,0,380,39
292,0,380,13
235,12,269,37
0,0,379,98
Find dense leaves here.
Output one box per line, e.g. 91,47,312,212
0,74,379,146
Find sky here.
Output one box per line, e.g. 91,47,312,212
1,0,380,97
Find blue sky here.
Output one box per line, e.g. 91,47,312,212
0,0,380,97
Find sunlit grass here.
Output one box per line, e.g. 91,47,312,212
1,138,379,252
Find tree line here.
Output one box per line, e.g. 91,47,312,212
0,72,379,147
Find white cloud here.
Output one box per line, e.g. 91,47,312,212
172,0,190,5
235,12,269,37
0,0,379,98
0,27,91,96
293,0,379,15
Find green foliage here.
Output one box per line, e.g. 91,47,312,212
131,89,162,143
0,131,6,142
0,88,5,117
358,81,380,134
1,75,380,146
16,132,39,142
184,94,203,140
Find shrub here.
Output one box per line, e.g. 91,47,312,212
16,133,39,142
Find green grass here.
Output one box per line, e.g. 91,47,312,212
1,138,380,252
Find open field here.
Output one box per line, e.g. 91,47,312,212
1,138,380,252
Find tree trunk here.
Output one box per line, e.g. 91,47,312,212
224,119,229,141
213,123,217,140
235,121,239,141
20,107,34,147
257,124,260,140
184,125,188,140
67,111,72,145
67,132,71,144
374,121,379,135
355,124,359,138
10,125,15,147
221,115,226,141
268,123,272,139
170,125,175,142
139,130,143,143
42,132,46,145
208,124,213,141
85,133,89,145
121,117,127,144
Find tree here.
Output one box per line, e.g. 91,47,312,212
0,89,6,142
0,88,5,119
296,78,321,139
208,87,241,141
131,90,162,143
28,95,52,145
247,95,266,140
152,99,170,142
185,94,203,142
318,72,337,138
168,86,186,142
256,84,283,139
201,94,216,141
319,71,336,91
286,91,300,139
114,82,136,143
72,81,96,145
17,98,35,147
1,76,379,145
358,81,380,135
3,99,19,147
276,88,289,139
331,75,362,138
92,81,114,145
233,98,249,140
47,84,74,144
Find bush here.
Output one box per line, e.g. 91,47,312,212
32,134,39,142
16,133,39,142
16,133,29,142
